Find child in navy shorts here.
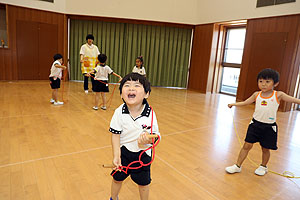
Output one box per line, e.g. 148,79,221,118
225,68,300,176
49,54,66,105
109,73,160,200
87,54,121,110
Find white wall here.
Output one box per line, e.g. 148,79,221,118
1,0,66,14
196,0,300,24
65,0,199,24
1,0,300,24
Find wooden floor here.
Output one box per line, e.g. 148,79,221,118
0,80,300,200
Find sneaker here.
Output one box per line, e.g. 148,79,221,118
85,90,89,94
101,106,107,110
109,197,118,200
50,98,55,104
93,106,98,110
54,101,64,105
225,164,242,174
255,165,268,176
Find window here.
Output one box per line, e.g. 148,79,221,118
0,4,8,48
220,27,246,95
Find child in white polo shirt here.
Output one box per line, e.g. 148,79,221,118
49,54,66,105
225,68,300,176
87,54,122,110
109,72,160,200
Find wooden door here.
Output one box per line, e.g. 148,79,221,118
38,23,58,79
244,32,287,98
16,20,39,80
17,21,58,80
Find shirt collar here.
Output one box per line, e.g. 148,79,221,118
122,101,151,117
86,43,94,48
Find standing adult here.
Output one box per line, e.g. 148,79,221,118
80,34,100,94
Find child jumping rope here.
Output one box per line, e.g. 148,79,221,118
132,56,146,76
87,54,121,110
226,68,300,176
49,54,67,105
109,73,160,200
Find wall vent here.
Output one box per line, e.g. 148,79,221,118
257,0,296,7
38,0,54,3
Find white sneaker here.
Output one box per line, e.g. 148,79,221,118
54,101,64,105
85,90,89,94
50,98,55,103
93,106,98,110
225,164,242,174
101,106,107,110
255,165,268,176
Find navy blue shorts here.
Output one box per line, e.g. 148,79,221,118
93,80,109,92
245,118,278,150
111,146,152,186
49,77,60,89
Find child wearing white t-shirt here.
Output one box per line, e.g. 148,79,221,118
49,54,66,105
132,56,146,76
87,54,121,110
109,73,160,200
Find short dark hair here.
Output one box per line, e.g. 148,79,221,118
119,73,151,95
86,34,94,41
257,68,280,84
53,53,63,61
98,54,107,63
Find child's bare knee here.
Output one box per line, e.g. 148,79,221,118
261,147,270,153
242,143,253,150
112,179,123,184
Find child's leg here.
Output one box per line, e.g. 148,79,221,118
101,92,106,107
52,89,58,101
111,179,122,200
95,92,100,107
138,185,149,200
261,147,270,166
236,142,253,167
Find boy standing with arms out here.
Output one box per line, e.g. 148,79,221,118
109,73,160,200
226,68,300,176
87,54,122,110
49,54,66,105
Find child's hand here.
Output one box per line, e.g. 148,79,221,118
138,132,151,145
228,104,234,108
112,157,122,171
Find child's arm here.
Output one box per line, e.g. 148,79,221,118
277,91,300,104
86,69,96,76
111,134,121,168
228,91,259,108
112,72,122,82
54,64,66,70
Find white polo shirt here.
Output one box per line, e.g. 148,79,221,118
132,66,146,76
94,65,113,80
49,60,62,79
109,102,160,156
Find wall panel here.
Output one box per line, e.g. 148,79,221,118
237,15,300,111
188,24,214,92
0,5,67,80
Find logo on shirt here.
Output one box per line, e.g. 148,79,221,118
261,100,267,106
142,124,151,130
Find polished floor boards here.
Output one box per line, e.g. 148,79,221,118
0,80,300,200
